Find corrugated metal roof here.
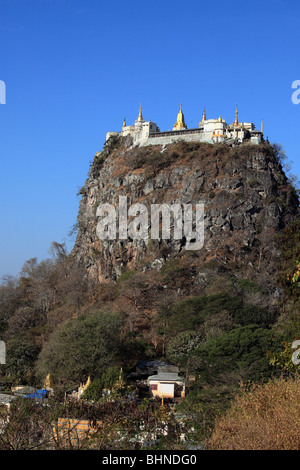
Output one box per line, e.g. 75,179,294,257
148,373,184,382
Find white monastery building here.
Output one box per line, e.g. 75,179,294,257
106,104,264,147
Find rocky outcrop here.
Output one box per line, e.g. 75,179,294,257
72,138,299,294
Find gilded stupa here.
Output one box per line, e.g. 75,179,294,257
173,103,187,131
78,376,91,398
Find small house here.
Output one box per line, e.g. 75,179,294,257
148,372,185,399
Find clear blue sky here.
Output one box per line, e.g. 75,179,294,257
0,0,300,278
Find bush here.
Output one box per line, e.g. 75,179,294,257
233,304,276,327
190,325,276,384
207,375,300,450
157,293,242,340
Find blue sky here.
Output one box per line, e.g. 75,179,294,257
0,0,300,278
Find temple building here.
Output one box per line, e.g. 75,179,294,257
106,104,263,147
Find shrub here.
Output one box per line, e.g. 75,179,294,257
233,304,277,328
190,325,275,383
207,375,300,450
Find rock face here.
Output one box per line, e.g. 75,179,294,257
73,137,299,292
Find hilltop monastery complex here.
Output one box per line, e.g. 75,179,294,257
106,104,264,147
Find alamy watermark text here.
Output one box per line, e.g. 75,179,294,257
96,197,205,251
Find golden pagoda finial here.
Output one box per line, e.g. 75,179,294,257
234,105,239,126
123,117,126,128
261,120,263,133
137,105,144,122
173,103,187,131
200,107,206,125
218,115,222,122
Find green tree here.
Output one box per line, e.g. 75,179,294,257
5,333,41,384
35,309,124,387
190,325,278,384
166,331,204,366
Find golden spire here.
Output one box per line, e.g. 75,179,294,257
261,120,263,133
80,376,91,391
218,115,222,122
234,105,239,127
199,107,206,124
85,376,91,389
173,102,187,130
136,105,144,122
122,117,126,128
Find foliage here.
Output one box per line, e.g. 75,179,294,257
157,293,277,356
176,383,235,442
279,218,300,299
35,309,124,386
0,396,190,450
272,142,300,192
157,294,240,338
0,397,54,450
120,332,155,369
166,331,204,366
5,333,41,384
207,375,300,450
267,340,300,375
233,304,277,327
82,367,123,402
189,325,277,384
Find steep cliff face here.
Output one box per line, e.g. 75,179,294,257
73,137,299,303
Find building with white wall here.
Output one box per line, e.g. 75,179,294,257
106,105,263,147
148,372,186,399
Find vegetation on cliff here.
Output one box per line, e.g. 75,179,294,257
0,139,299,449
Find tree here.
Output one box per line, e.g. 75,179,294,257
35,309,124,387
166,331,204,366
5,333,41,384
